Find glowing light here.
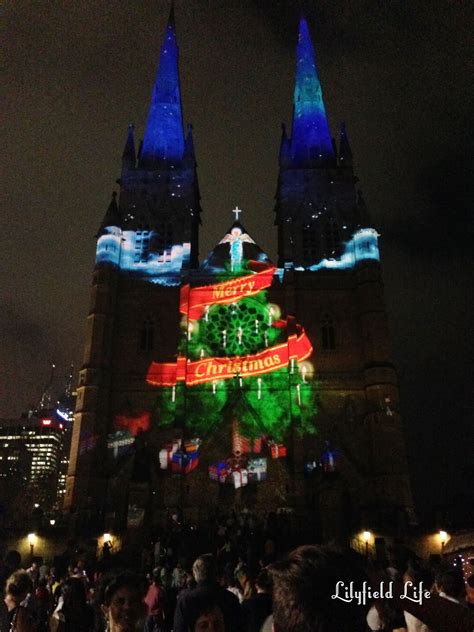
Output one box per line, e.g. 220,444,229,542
103,533,112,543
56,408,72,422
439,530,448,545
27,533,36,546
363,530,371,543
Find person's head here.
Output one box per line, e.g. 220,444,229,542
61,577,87,610
152,568,162,586
4,550,21,571
269,545,368,632
255,568,272,594
193,554,216,583
403,560,433,590
101,573,146,632
435,568,465,600
193,601,225,632
37,577,48,590
4,570,33,606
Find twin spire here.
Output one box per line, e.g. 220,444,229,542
122,11,351,170
140,6,185,167
289,16,334,165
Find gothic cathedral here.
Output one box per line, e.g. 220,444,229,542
65,11,415,541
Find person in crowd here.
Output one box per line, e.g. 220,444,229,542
367,598,407,632
269,544,369,632
240,568,272,632
0,552,22,589
100,573,146,632
49,577,95,631
220,573,242,604
35,577,52,632
173,554,242,632
402,562,434,632
39,562,50,583
144,568,165,631
192,600,226,632
27,562,40,589
433,568,466,604
171,561,187,591
235,568,254,602
1,570,37,632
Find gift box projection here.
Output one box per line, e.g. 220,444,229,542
65,10,415,539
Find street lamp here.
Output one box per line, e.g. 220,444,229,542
49,519,56,526
27,533,36,559
439,530,448,554
363,530,371,558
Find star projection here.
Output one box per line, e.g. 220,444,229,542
147,257,317,441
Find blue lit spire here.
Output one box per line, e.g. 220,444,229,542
140,6,185,166
290,17,334,165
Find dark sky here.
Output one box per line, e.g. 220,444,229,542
2,1,473,520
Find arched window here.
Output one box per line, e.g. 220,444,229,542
324,219,341,257
139,318,154,352
321,314,336,350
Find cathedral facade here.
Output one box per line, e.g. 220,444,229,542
65,11,414,541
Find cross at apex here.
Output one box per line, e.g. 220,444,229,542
232,206,242,221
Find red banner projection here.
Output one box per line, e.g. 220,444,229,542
147,328,313,387
180,262,277,321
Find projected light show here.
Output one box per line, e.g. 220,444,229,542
146,228,317,442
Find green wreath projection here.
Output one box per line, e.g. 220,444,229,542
148,259,318,442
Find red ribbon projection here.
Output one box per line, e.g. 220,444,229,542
180,261,277,321
147,327,313,387
147,263,313,387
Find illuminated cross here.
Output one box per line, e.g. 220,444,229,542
232,206,242,221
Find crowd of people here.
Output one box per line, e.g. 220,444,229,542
0,510,472,632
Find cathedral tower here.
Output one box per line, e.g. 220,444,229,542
66,13,414,541
64,9,201,525
274,17,415,537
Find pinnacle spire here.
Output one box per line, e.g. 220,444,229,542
290,16,334,165
279,123,291,166
122,124,136,169
99,191,121,233
140,6,185,167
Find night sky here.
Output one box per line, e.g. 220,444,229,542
3,1,473,521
